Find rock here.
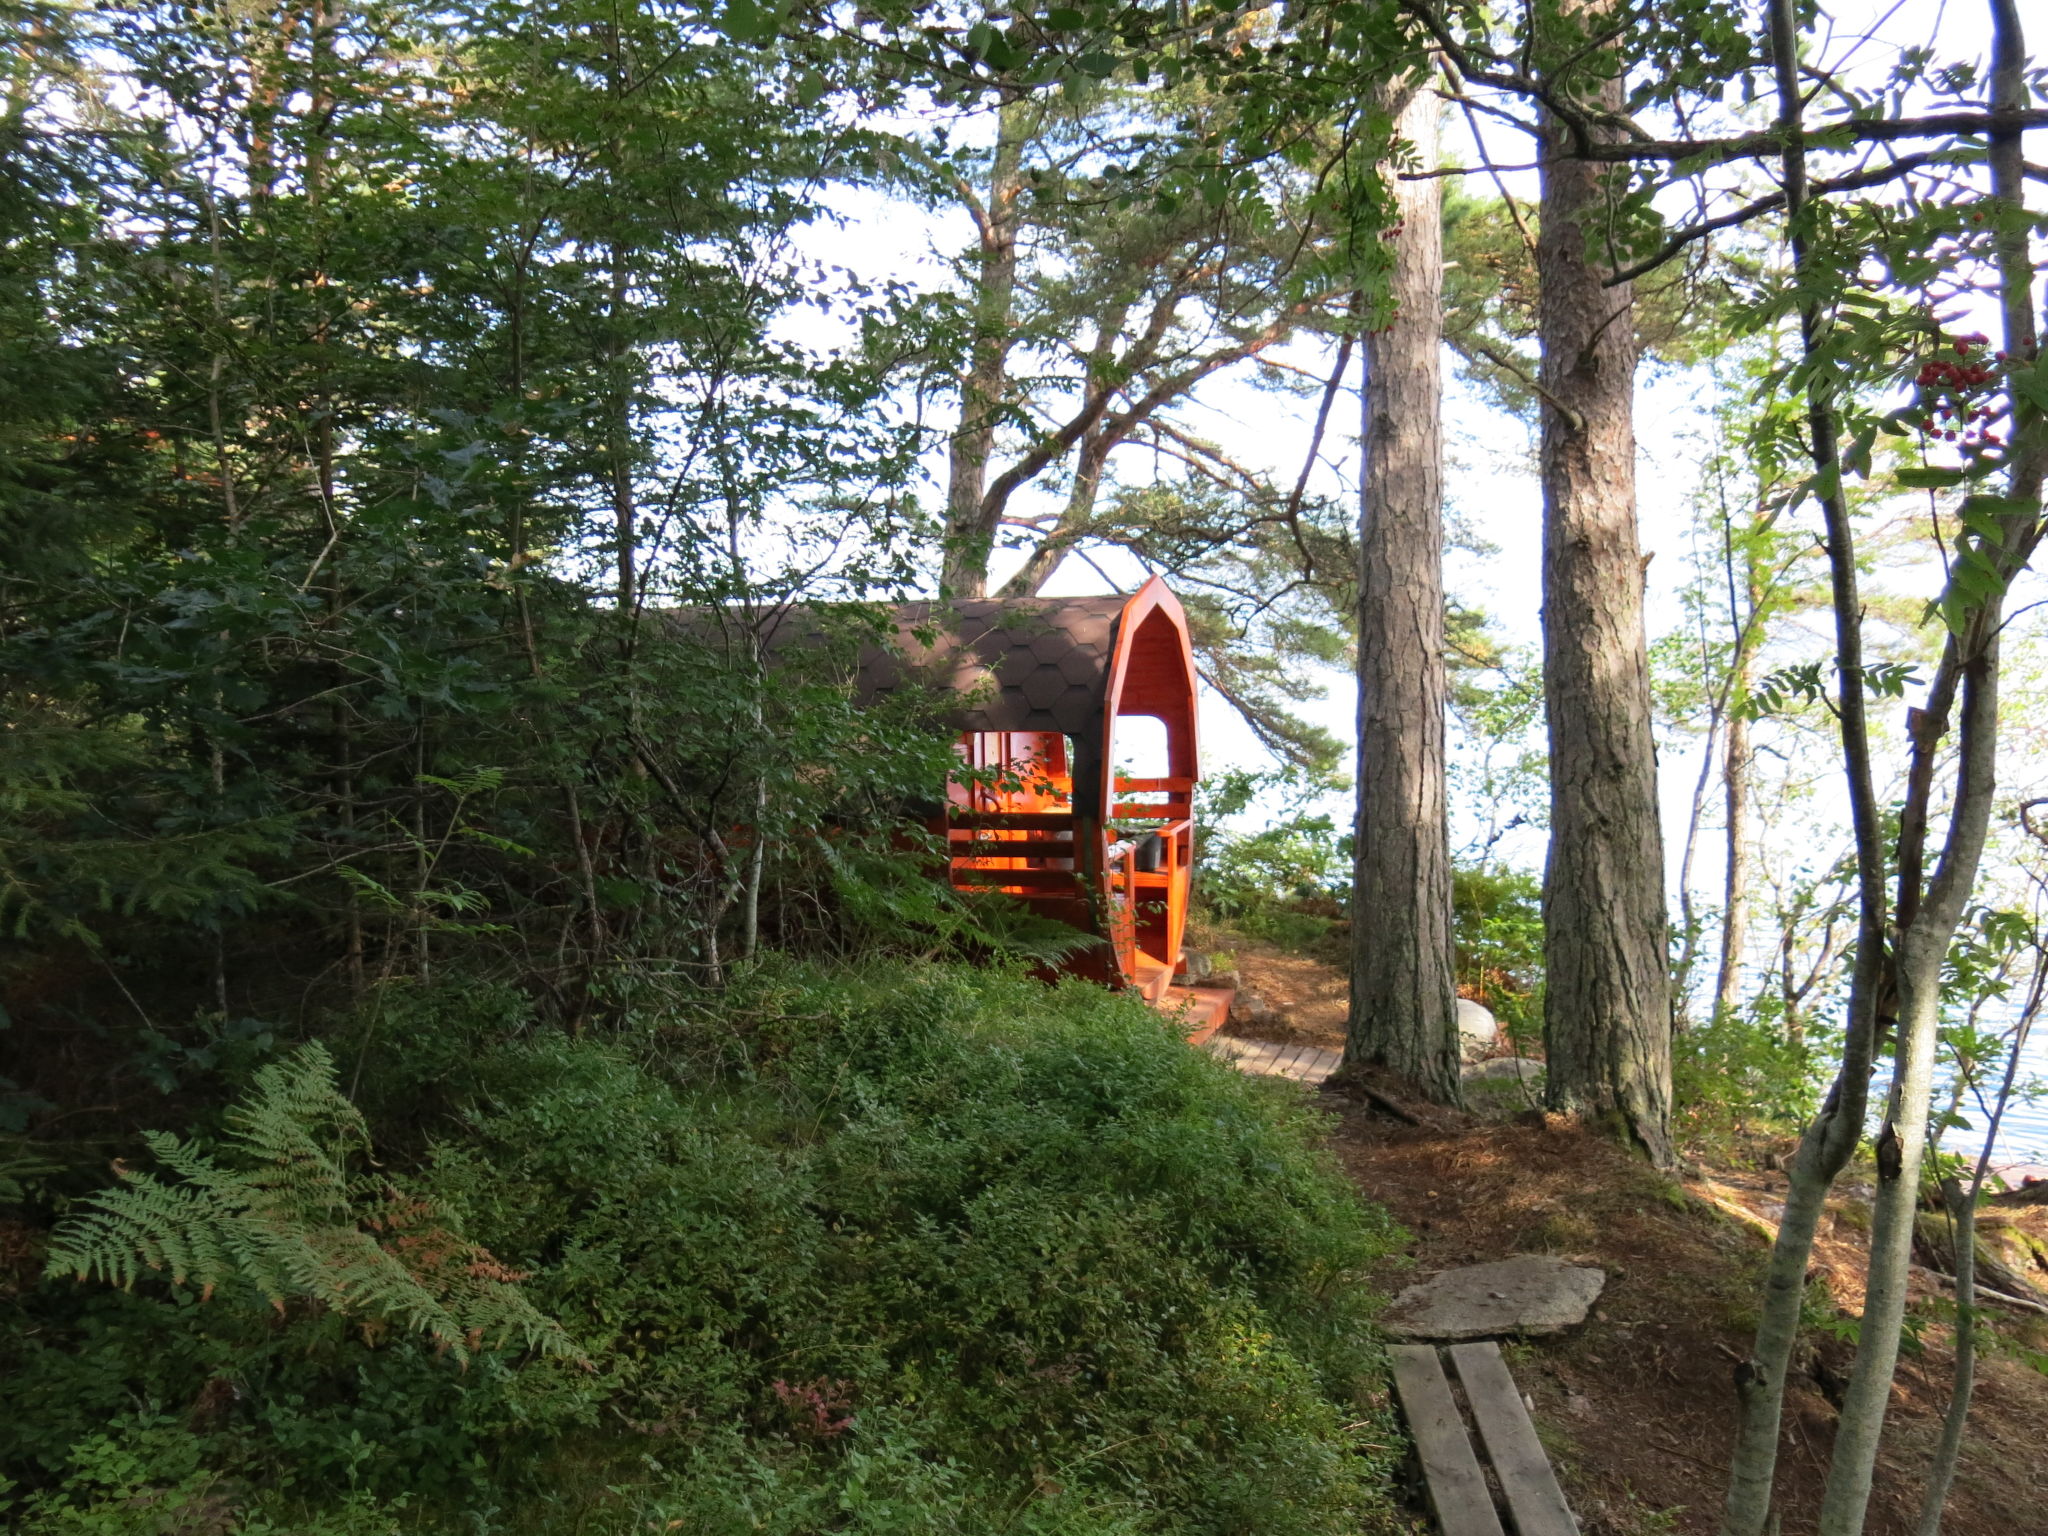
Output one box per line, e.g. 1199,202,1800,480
1461,1056,1545,1084
1183,950,1215,981
1382,1255,1608,1341
1456,998,1498,1061
1236,990,1277,1027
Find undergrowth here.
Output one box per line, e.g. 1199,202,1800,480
1,962,1407,1535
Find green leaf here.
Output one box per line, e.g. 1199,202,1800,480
1045,6,1086,28
1957,493,2039,520
717,0,776,41
1842,425,1876,480
1895,465,1968,489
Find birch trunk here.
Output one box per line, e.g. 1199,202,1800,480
1347,83,1460,1103
1534,17,1673,1163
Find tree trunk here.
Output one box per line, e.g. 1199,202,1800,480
1346,83,1459,1104
1534,29,1673,1164
1672,707,1722,1026
941,96,1030,598
1718,11,1893,1527
1816,2,2042,1527
1715,643,1755,1021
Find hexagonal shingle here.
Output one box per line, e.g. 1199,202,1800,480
1028,628,1073,661
1020,669,1069,709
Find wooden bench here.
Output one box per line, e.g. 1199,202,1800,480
1388,1342,1578,1536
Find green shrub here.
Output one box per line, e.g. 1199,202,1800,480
1672,1003,1826,1158
1451,865,1544,1044
4,962,1407,1536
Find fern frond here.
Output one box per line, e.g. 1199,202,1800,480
45,1044,581,1366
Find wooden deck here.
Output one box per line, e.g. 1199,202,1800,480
1206,1036,1343,1084
1158,984,1234,1045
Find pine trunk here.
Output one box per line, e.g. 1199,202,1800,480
941,98,1029,599
1347,86,1459,1103
1535,58,1673,1164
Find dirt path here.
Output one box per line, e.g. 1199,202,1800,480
1320,1099,2048,1535
1203,932,1350,1050
1209,942,2048,1536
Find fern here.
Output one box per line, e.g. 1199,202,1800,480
45,1044,581,1366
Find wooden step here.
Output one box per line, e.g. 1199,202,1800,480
948,811,1077,830
950,838,1078,860
1388,1342,1579,1536
1449,1343,1578,1536
1388,1346,1504,1536
950,867,1084,891
1158,984,1232,1046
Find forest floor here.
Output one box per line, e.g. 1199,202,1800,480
1210,935,2048,1536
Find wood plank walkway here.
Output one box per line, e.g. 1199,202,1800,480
1389,1341,1580,1536
1211,1033,1577,1534
1389,1346,1505,1536
1206,1036,1343,1084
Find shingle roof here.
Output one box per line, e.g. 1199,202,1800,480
661,595,1130,739
854,597,1125,737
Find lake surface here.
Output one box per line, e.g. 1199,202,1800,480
1978,1027,2048,1176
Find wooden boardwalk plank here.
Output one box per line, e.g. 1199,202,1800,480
1449,1343,1578,1536
1207,1036,1343,1086
1388,1346,1506,1536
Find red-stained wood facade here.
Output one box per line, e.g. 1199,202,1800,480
699,577,1213,1015
936,577,1200,1002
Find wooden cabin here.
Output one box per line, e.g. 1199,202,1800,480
852,576,1209,1012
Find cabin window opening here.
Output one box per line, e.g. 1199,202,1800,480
952,731,1070,814
1112,714,1171,785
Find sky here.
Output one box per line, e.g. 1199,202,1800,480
789,0,2039,882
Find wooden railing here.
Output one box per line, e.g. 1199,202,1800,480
943,783,1193,990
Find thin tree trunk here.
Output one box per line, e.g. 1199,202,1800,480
1916,979,2037,1536
1817,1,2042,1526
1673,707,1722,1026
998,423,1110,598
1719,10,1891,1528
942,96,1030,598
1534,11,1673,1163
1347,81,1459,1104
1715,653,1755,1021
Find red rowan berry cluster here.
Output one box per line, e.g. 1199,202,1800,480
1906,332,2009,450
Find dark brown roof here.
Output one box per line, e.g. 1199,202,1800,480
854,597,1125,738
662,595,1130,739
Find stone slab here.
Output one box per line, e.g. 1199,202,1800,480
1384,1255,1606,1341
1462,1056,1546,1083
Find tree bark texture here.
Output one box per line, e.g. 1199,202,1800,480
1714,642,1755,1020
1347,86,1460,1104
1535,54,1673,1164
941,98,1029,599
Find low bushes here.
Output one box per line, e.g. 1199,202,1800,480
2,962,1406,1535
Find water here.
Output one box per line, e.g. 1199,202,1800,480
1977,1027,2048,1177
